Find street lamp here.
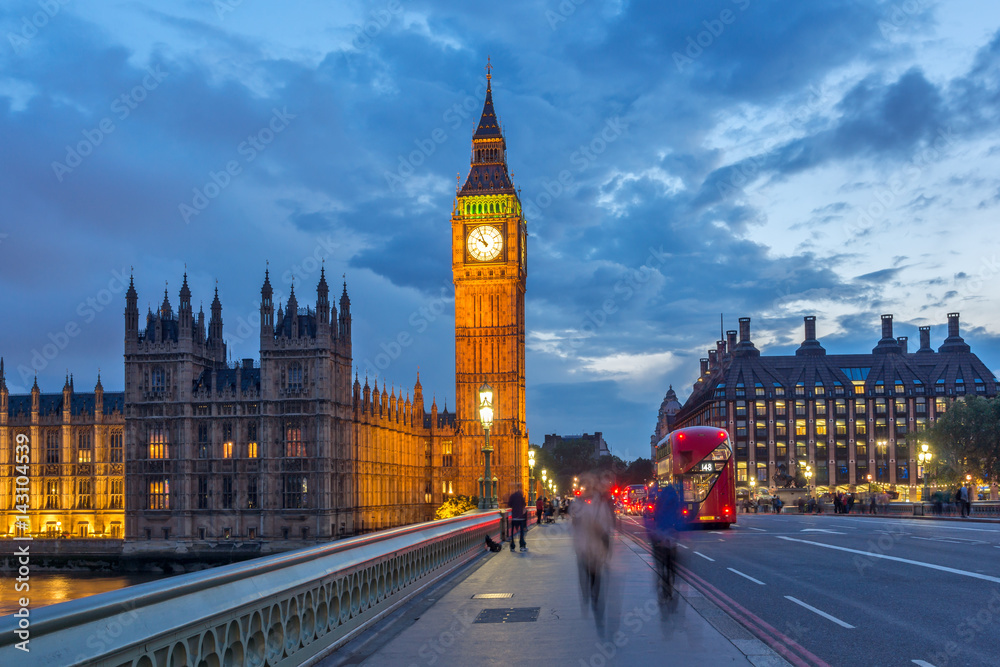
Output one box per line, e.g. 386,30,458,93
528,447,536,504
478,382,497,510
918,443,933,501
866,473,873,496
541,469,548,499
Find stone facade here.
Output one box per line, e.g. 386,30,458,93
665,314,998,500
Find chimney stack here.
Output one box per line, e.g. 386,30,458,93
708,349,718,369
873,314,901,354
917,326,933,353
700,358,709,376
796,315,826,356
726,330,737,355
897,336,908,354
739,317,751,343
939,312,971,353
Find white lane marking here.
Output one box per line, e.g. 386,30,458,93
777,536,1000,584
727,567,766,585
839,517,1000,533
801,529,846,534
747,527,767,532
694,551,715,562
912,660,937,667
784,596,855,629
677,543,689,550
910,536,968,545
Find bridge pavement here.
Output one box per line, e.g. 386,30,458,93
320,519,790,666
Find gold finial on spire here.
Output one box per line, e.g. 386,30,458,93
485,56,492,82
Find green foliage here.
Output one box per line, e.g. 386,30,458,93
924,396,1000,484
434,495,477,520
534,437,655,491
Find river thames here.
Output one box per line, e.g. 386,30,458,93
0,572,171,616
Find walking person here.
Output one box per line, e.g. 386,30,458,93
572,475,615,630
508,483,528,552
958,485,970,518
536,494,545,525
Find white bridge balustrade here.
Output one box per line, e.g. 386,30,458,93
0,510,507,667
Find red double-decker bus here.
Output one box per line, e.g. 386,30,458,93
654,426,736,528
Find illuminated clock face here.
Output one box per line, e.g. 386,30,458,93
467,225,503,262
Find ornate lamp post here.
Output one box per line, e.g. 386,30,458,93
917,443,933,501
528,447,536,504
541,469,548,500
478,382,497,510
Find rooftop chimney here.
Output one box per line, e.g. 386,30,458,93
796,315,826,356
726,330,737,355
700,358,709,376
873,314,901,354
917,326,933,353
708,349,718,369
938,312,971,353
733,317,760,357
897,336,908,354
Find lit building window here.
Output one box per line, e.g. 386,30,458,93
148,424,167,459
46,432,60,464
283,475,308,508
45,480,60,509
147,478,170,510
77,431,93,463
109,479,123,509
77,478,93,509
247,422,258,458
285,424,304,457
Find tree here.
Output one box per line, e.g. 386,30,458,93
924,396,1000,485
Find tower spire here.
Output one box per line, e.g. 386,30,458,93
460,60,515,195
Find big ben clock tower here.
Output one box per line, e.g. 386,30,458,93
452,62,528,502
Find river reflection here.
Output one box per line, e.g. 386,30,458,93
0,572,174,615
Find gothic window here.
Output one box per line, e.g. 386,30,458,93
45,480,59,509
77,431,93,463
110,431,123,463
77,478,93,509
152,366,165,392
442,440,453,467
197,477,209,509
222,422,234,458
222,477,234,509
109,479,123,509
247,477,259,509
288,363,303,392
198,423,210,459
285,423,304,457
148,424,167,459
247,422,258,458
147,478,170,510
46,431,59,464
283,475,308,508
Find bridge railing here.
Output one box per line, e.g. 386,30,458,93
0,510,506,667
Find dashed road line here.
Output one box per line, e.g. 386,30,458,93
694,551,715,562
777,535,1000,584
727,567,766,585
784,596,855,629
912,660,937,666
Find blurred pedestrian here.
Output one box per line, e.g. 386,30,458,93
572,475,615,629
508,483,527,552
959,485,970,517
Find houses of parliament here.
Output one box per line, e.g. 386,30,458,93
0,68,529,551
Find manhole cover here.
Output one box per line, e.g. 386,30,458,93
474,607,540,624
471,593,514,599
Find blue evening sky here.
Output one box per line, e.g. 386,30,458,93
2,0,1000,461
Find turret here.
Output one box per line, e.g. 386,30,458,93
287,282,299,338
316,267,330,334
0,358,8,417
63,372,72,421
125,273,139,342
95,371,104,420
208,285,224,353
260,267,274,341
339,282,352,345
31,376,39,414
